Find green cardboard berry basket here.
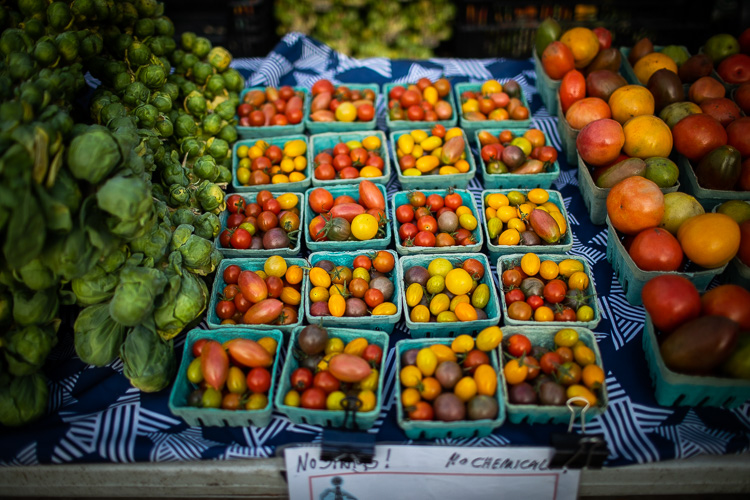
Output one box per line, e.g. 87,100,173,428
390,128,477,190
231,134,311,193
605,216,726,306
496,253,602,330
236,86,310,139
308,130,391,187
399,252,501,338
206,257,309,334
675,154,750,211
391,189,483,255
304,83,379,134
382,82,458,131
481,189,573,260
642,312,750,408
305,250,403,333
274,326,390,429
499,326,609,424
577,152,680,225
168,327,283,427
473,128,561,190
533,49,561,114
303,183,391,252
454,81,533,133
395,337,506,439
215,191,304,258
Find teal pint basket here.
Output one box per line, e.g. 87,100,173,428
533,49,561,113
454,81,533,133
577,152,680,225
556,98,580,166
308,130,391,187
390,128,477,190
382,82,458,131
391,189,483,255
231,134,311,193
473,128,561,189
499,326,609,424
168,327,283,427
206,257,309,334
724,256,750,288
236,86,309,139
274,327,389,429
619,46,691,86
395,338,506,439
642,312,750,408
399,252,501,338
676,154,750,211
214,191,304,258
605,216,726,306
481,189,573,260
304,83,379,134
303,183,391,252
305,250,403,333
497,254,602,330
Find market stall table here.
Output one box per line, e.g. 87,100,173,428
2,34,749,496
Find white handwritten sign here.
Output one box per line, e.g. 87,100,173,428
285,445,580,500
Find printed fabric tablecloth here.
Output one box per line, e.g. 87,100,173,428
1,33,749,468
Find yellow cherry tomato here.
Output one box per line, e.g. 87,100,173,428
451,334,475,353
309,286,330,303
264,256,287,277
554,328,580,348
527,188,549,204
362,135,381,150
430,293,451,316
357,390,377,412
400,365,423,387
327,391,346,410
445,268,473,295
410,304,431,323
416,347,439,376
474,364,498,396
245,393,268,410
568,271,590,291
257,337,278,356
360,369,379,392
454,376,478,402
351,213,379,241
487,193,510,209
429,344,458,363
285,265,303,285
574,344,597,366
276,193,299,210
577,305,595,322
534,306,555,322
497,228,520,245
566,384,598,407
344,337,368,357
284,389,301,407
558,259,584,278
401,387,421,407
476,326,503,351
309,267,331,288
539,260,560,280
458,213,478,231
520,252,541,276
328,294,346,317
325,337,345,355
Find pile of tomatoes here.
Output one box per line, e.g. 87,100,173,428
484,189,567,247
215,257,303,326
395,189,478,248
405,257,493,323
502,330,605,408
460,79,530,121
308,251,398,318
395,126,470,177
185,334,278,411
312,135,386,181
309,79,377,123
282,326,383,412
237,86,304,127
500,253,595,323
478,128,558,175
219,192,300,251
235,138,307,187
399,327,502,422
387,77,454,122
307,181,388,243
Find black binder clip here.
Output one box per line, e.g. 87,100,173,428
549,397,608,470
320,396,376,464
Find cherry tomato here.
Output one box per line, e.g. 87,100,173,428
463,349,490,375
417,215,438,234
192,338,209,358
399,222,419,241
540,351,562,374
396,204,415,223
507,300,532,321
544,279,568,304
309,188,334,213
409,191,426,207
246,367,272,393
313,370,341,394
408,401,434,420
506,334,532,357
505,288,526,305
414,231,436,247
526,295,544,310
216,300,236,320
554,307,577,322
290,367,313,391
353,255,372,271
523,355,541,380
300,387,327,409
426,194,444,212
372,250,395,273
502,269,523,287
226,194,246,214
223,284,241,300
230,228,252,249
357,103,375,121
219,229,232,248
223,265,242,284
363,344,383,365
234,292,252,313
364,288,384,308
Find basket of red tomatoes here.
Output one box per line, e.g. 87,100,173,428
309,131,391,186
236,86,309,139
304,80,379,134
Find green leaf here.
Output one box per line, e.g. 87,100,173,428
3,190,45,270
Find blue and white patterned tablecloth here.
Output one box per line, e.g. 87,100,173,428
2,33,749,468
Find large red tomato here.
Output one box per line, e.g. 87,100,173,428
628,227,684,271
699,98,743,128
726,117,750,157
641,275,701,333
560,70,586,113
716,53,750,84
576,118,625,166
565,97,611,130
672,113,728,162
606,177,664,235
541,41,575,80
700,284,750,330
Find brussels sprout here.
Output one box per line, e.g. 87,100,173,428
99,245,129,274
94,0,115,21
155,16,175,37
73,303,126,366
47,2,73,30
154,253,208,340
204,46,230,72
126,40,151,68
33,38,59,67
182,52,198,71
216,165,232,184
215,100,235,121
222,68,244,92
135,0,158,18
134,17,155,38
112,33,133,58
118,1,139,27
193,212,220,240
100,25,121,48
0,29,32,57
206,73,226,97
162,82,179,103
0,372,48,427
207,138,229,160
138,64,167,90
71,265,119,306
196,180,225,213
191,61,213,86
227,91,240,108
96,176,154,239
168,184,190,206
67,128,121,183
171,224,195,252
79,32,103,59
217,124,238,144
155,115,173,138
184,90,207,117
171,208,195,227
100,101,128,125
122,81,149,108
23,18,45,41
120,319,175,392
180,80,198,98
8,52,36,82
112,72,132,93
192,36,212,58
148,36,168,57
43,225,100,281
149,91,172,113
135,104,158,128
130,221,172,262
161,158,189,187
109,266,167,326
178,234,215,275
11,287,58,327
193,155,218,181
181,31,197,51
180,137,203,158
16,258,57,291
202,113,222,136
174,113,197,138
3,323,58,376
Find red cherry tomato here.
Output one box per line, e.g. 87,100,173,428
414,230,436,247
506,334,532,357
505,288,526,305
313,370,341,394
426,194,444,212
396,204,415,223
246,367,272,394
223,265,242,284
290,367,313,392
300,387,327,409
